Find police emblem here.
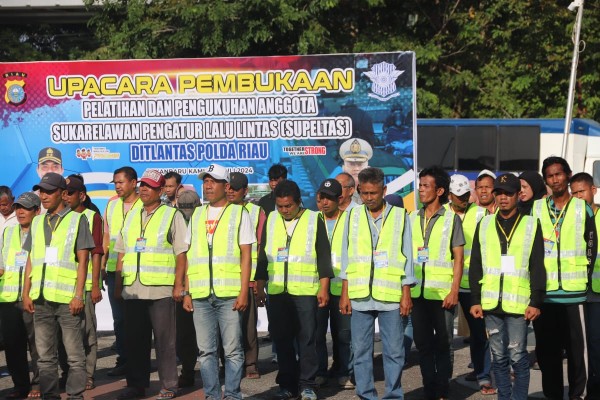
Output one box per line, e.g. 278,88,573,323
364,62,403,101
3,72,27,106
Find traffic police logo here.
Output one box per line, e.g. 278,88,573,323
364,62,403,101
3,72,27,106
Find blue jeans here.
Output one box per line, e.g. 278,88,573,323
193,296,244,400
586,302,600,399
106,271,126,364
402,315,413,358
316,295,353,378
351,309,405,400
485,313,529,400
459,292,492,385
34,299,86,400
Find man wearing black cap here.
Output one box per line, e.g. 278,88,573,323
63,174,104,390
226,171,266,379
314,178,354,389
469,173,546,400
36,147,64,179
21,173,95,400
0,192,41,399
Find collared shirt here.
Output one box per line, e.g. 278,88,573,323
340,204,416,312
0,211,18,237
23,207,95,253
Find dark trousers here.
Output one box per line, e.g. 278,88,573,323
124,298,178,390
269,293,318,394
176,300,198,379
533,302,587,399
316,295,352,377
242,288,259,371
586,302,600,400
106,272,127,365
0,302,39,393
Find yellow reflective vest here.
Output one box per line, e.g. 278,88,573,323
187,203,244,299
81,208,101,292
319,210,348,296
532,197,587,292
346,205,407,302
590,210,600,293
29,211,83,304
265,210,320,296
121,205,176,286
479,215,536,314
244,202,261,281
460,204,487,289
0,225,27,302
105,197,142,272
411,209,456,300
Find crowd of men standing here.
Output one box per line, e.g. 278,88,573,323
0,154,599,400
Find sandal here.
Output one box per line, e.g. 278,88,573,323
156,388,177,400
26,390,41,399
246,371,260,379
480,384,497,395
86,378,96,390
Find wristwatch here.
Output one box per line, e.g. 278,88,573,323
180,290,190,296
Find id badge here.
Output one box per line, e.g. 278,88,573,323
45,246,58,263
543,238,555,256
277,247,289,262
373,250,388,269
331,252,337,267
417,246,429,263
15,251,27,267
501,255,515,273
135,237,147,252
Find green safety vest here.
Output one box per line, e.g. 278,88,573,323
411,209,456,300
533,197,587,292
187,204,244,299
244,202,261,281
460,204,487,289
121,205,176,286
0,225,27,302
81,208,101,292
29,211,82,304
590,210,600,293
265,210,319,296
319,210,348,296
479,215,536,314
105,197,142,272
346,205,407,302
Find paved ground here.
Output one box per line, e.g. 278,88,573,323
0,330,567,399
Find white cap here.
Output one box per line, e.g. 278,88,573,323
450,174,470,196
198,164,230,182
478,169,497,180
339,138,373,161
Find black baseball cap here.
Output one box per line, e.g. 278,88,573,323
318,179,342,198
66,174,86,192
493,173,521,194
33,172,66,191
229,172,248,191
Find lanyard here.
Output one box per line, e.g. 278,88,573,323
140,205,161,236
496,214,521,248
548,197,571,239
369,204,386,236
323,210,341,242
205,204,228,238
47,214,63,233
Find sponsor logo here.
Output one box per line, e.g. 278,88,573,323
364,62,403,101
3,72,27,106
282,145,326,156
76,147,121,161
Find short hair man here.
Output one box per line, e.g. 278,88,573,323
335,172,358,211
183,164,254,400
411,166,465,400
470,173,546,400
22,172,95,400
569,172,600,398
114,169,187,400
339,167,416,399
163,171,183,207
255,180,333,400
0,186,17,235
36,147,64,179
258,164,288,215
532,157,597,400
0,192,41,398
475,169,497,214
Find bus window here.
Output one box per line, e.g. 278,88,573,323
417,126,455,170
457,126,496,171
593,161,600,186
499,126,540,171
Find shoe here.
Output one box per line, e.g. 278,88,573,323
116,387,145,400
272,389,297,400
532,361,540,370
271,354,278,364
337,376,354,389
177,374,195,388
5,390,28,399
464,371,477,381
108,364,128,376
315,376,328,387
300,388,317,400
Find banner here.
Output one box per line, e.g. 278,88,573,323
1,52,416,211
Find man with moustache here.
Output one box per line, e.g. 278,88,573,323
476,170,497,214
532,157,596,400
470,173,546,400
258,164,288,216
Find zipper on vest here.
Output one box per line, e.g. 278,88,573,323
557,240,563,289
209,246,214,294
284,235,291,293
17,266,24,302
498,273,504,305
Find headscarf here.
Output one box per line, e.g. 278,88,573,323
518,171,547,214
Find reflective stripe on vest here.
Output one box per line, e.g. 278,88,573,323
187,204,243,299
121,205,176,286
105,197,142,272
533,198,587,292
265,210,319,296
319,210,348,296
479,215,536,314
346,205,407,302
592,211,600,293
81,208,100,292
0,225,26,302
29,211,82,304
411,210,455,300
245,202,261,281
460,204,486,289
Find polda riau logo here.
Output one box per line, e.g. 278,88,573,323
3,72,27,106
